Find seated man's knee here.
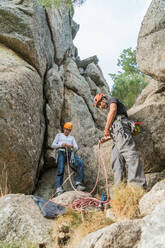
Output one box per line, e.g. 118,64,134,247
79,159,84,168
75,156,84,167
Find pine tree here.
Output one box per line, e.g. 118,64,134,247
109,48,149,109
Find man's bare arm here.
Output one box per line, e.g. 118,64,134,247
104,103,117,136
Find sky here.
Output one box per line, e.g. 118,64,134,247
73,0,152,89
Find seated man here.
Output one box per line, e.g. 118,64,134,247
51,122,86,196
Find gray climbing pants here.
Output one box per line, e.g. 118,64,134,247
111,115,146,187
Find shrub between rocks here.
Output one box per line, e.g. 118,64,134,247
52,207,113,248
111,183,145,220
0,242,38,248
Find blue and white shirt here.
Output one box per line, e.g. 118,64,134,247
51,133,78,151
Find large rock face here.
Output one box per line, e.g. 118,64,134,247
137,0,165,81
0,44,44,194
0,194,54,244
78,219,142,248
0,0,54,77
45,66,64,147
128,79,165,173
47,6,73,64
139,179,165,216
138,200,165,248
135,0,165,174
135,0,165,175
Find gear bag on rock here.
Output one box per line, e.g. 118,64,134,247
32,195,66,219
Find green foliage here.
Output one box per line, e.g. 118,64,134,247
109,48,149,109
39,0,86,9
0,242,38,248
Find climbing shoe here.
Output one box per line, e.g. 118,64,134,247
76,183,86,191
56,186,64,196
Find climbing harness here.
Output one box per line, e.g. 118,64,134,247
70,151,75,165
55,149,75,167
110,115,143,141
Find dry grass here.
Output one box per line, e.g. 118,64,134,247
111,183,145,220
52,207,113,248
53,207,82,233
68,210,113,248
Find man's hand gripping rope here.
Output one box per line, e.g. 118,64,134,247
99,135,111,145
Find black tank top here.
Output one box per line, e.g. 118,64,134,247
107,97,128,117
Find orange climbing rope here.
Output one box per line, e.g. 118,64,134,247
66,145,100,196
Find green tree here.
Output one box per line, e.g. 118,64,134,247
109,48,148,109
39,0,86,9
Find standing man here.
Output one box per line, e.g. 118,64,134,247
94,93,146,188
51,122,86,196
